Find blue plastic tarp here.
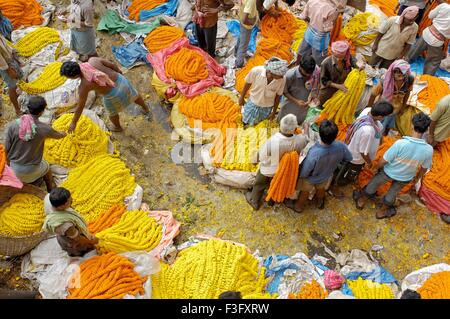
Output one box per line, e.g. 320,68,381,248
410,56,450,78
263,255,301,294
345,266,397,284
112,38,150,69
185,22,198,46
226,19,259,53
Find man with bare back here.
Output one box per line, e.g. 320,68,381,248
60,57,151,132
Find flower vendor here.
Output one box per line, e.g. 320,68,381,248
353,113,433,219
406,2,450,76
286,120,352,213
245,114,308,210
318,40,360,107
277,55,316,125
43,187,98,257
59,0,97,62
239,57,287,126
0,10,12,41
0,34,24,116
336,101,394,186
235,0,258,69
192,0,234,58
367,59,414,136
4,96,66,191
396,1,428,24
297,0,345,66
427,94,450,147
370,6,419,69
60,58,152,133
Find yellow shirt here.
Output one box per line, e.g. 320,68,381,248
239,0,259,30
431,94,450,142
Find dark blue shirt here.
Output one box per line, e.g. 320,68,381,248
300,141,353,184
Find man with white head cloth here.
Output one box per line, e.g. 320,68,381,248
245,114,308,210
239,57,288,126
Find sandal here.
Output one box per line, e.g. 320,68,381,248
376,207,397,219
284,199,303,214
440,213,450,224
352,190,365,210
317,198,325,210
107,123,124,132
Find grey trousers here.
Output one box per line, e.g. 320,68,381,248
368,53,395,69
298,39,327,66
363,168,410,207
235,24,253,68
407,36,445,76
195,23,218,58
249,170,272,205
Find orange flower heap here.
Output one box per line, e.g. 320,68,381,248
0,0,43,29
422,139,450,201
165,48,209,84
144,26,185,53
418,75,450,113
0,144,6,176
88,205,126,235
288,280,328,299
266,151,300,203
417,271,450,299
128,0,166,22
260,9,296,44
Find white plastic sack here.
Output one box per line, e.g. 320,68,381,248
401,263,450,293
176,0,193,30
125,184,144,210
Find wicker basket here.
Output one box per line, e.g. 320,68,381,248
0,185,49,257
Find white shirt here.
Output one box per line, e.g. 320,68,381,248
259,132,308,177
263,0,277,10
422,3,450,47
245,66,286,108
347,108,383,165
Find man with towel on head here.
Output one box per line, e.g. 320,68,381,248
370,6,419,69
239,57,288,126
60,57,152,133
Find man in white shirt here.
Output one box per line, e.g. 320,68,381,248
407,2,450,75
245,114,308,210
335,101,394,186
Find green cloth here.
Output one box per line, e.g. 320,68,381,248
43,208,90,239
97,10,161,35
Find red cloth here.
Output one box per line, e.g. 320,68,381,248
419,185,450,215
146,37,226,98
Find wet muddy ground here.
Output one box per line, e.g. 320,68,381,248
0,0,448,292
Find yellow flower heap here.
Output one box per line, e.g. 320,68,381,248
217,120,279,172
14,27,68,59
291,19,308,52
95,210,162,254
152,239,271,299
348,278,394,299
61,154,136,222
322,69,366,124
343,12,381,47
0,194,45,236
18,62,67,94
44,114,109,168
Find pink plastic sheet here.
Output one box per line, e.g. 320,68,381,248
0,165,23,188
419,185,450,215
146,37,226,97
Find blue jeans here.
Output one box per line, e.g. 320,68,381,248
235,23,253,68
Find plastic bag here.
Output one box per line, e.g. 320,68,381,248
401,263,450,293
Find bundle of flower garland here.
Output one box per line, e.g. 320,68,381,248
61,154,136,222
255,38,293,62
0,144,5,176
330,14,343,45
152,239,271,298
417,271,450,299
358,136,414,195
0,0,43,29
422,139,450,201
14,27,67,59
144,26,185,53
88,204,126,235
322,69,366,124
348,278,394,299
235,55,266,94
417,75,450,113
368,0,398,17
291,19,308,52
260,9,296,44
128,0,167,22
67,252,147,299
342,12,380,47
0,194,44,236
288,280,328,299
95,210,162,254
165,48,208,84
44,114,109,168
265,151,299,203
214,120,279,171
18,62,67,94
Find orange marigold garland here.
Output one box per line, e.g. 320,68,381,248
67,252,147,299
0,0,43,29
265,151,300,203
144,26,185,53
417,271,450,299
128,0,167,22
422,139,450,201
417,75,450,113
165,48,209,84
88,205,126,235
235,55,267,94
288,280,328,299
0,144,6,176
260,9,296,44
254,38,293,61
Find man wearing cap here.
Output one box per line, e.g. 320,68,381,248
370,6,419,69
239,57,288,126
396,1,429,23
245,114,308,210
406,2,450,75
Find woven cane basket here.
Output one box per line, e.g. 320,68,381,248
0,185,49,257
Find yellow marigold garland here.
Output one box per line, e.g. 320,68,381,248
44,114,110,168
61,154,136,222
144,26,185,53
348,278,394,299
165,48,209,84
342,12,380,47
0,194,45,236
322,69,366,124
95,210,162,254
18,62,67,94
14,27,67,60
152,239,272,299
291,19,308,52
